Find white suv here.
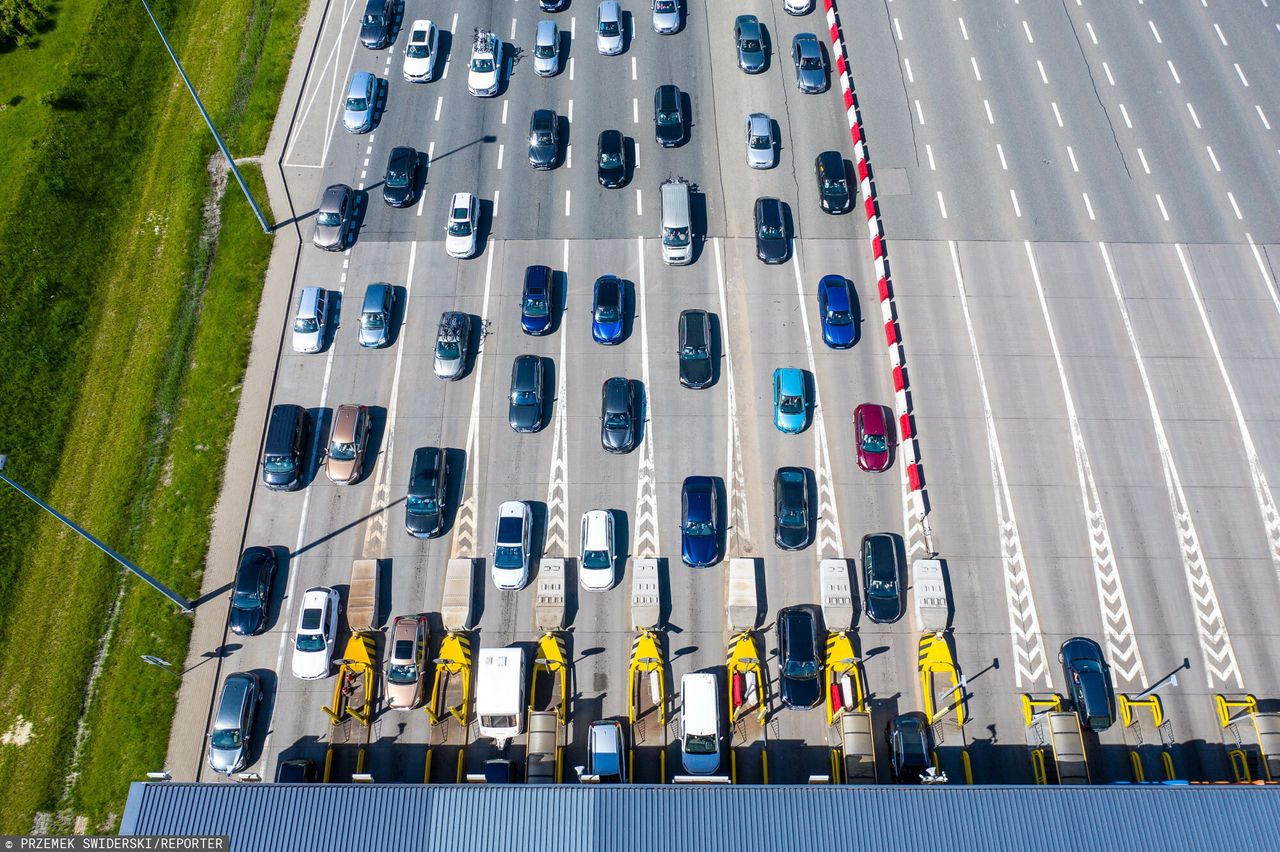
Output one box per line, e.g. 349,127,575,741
290,586,340,680
493,501,533,591
402,20,438,82
784,0,813,14
444,192,479,258
468,30,503,96
580,509,616,591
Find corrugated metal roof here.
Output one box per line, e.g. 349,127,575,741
121,783,1280,852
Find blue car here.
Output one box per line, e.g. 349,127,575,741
772,368,808,434
521,265,553,335
681,476,719,567
591,275,625,344
817,275,856,348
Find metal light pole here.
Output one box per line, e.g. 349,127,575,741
1134,658,1192,700
0,455,194,613
141,654,183,678
137,0,273,234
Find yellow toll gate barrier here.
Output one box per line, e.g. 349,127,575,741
1214,693,1280,782
426,631,472,727
530,631,569,724
1118,694,1176,782
824,631,864,726
628,628,667,783
323,634,376,726
919,633,965,727
726,630,767,726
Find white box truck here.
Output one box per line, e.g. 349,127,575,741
477,647,527,745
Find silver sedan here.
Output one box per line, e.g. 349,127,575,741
745,113,776,169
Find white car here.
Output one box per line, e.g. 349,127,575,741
784,0,813,14
291,286,327,353
402,20,438,82
652,0,680,33
444,192,479,258
291,586,340,680
580,509,616,591
468,29,503,96
493,500,533,591
596,1,624,55
745,112,776,169
533,20,559,77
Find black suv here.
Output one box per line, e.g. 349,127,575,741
600,377,637,453
777,607,821,709
654,85,685,147
508,355,547,433
1059,637,1116,731
678,309,713,389
382,146,418,207
229,546,276,636
814,151,851,214
405,446,448,538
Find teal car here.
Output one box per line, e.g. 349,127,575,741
773,368,808,434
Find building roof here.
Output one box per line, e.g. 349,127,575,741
121,783,1280,852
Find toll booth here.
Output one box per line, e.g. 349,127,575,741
628,559,666,783
1022,694,1090,785
1214,694,1280,782
1117,694,1176,781
725,558,767,784
913,558,970,783
425,558,476,783
822,628,875,785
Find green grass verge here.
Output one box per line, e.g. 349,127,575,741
0,0,302,832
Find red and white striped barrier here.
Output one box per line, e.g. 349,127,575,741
822,0,932,549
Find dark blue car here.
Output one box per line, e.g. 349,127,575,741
521,265,553,335
591,275,625,344
681,476,718,567
817,275,856,348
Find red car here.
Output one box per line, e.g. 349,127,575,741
854,404,891,472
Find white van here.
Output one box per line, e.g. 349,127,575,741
660,179,693,265
477,647,527,743
679,672,722,774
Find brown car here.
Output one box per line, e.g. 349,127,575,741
382,614,429,709
324,404,371,484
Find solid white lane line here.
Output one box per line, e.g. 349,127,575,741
996,143,1008,170
1228,191,1243,219
1067,145,1079,172
1102,61,1115,86
570,16,575,38
1245,232,1280,319
1082,193,1095,220
1155,194,1169,220
937,191,948,218
1206,145,1221,171
1235,63,1249,86
632,237,660,557
1010,189,1022,217
1137,147,1151,174
1022,20,1033,43
970,56,981,81
1186,102,1201,128
1024,241,1145,684
925,144,936,170
950,240,1050,688
1167,59,1180,84
567,100,573,123
1098,243,1241,689
712,238,751,553
511,16,517,40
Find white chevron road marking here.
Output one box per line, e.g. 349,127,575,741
951,241,1050,689
632,237,660,558
449,249,497,560
1101,243,1241,688
543,240,571,557
714,238,751,554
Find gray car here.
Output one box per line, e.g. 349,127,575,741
207,671,260,775
357,283,392,348
651,0,680,33
735,16,766,74
528,108,559,169
509,354,547,433
533,20,559,76
312,184,354,251
433,311,469,380
343,71,377,132
597,1,624,55
792,33,827,93
745,112,775,169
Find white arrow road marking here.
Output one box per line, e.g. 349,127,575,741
543,240,572,557
633,237,660,558
951,241,1050,689
1176,244,1280,591
361,242,419,556
714,238,751,554
1100,243,1241,688
790,253,843,557
1024,242,1147,686
449,250,498,560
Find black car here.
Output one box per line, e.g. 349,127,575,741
654,84,685,147
528,108,559,169
382,146,418,207
600,377,637,453
597,129,628,188
508,354,547,433
276,759,318,783
862,532,902,623
229,545,276,636
777,607,821,709
814,151,851,214
1059,637,1116,732
359,0,394,49
405,446,448,538
539,0,567,9
754,197,789,264
886,713,932,783
773,467,811,551
678,309,713,389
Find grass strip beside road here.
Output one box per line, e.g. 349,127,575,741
0,0,302,832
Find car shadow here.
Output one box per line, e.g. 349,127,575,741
538,356,556,432
386,284,407,347
622,135,637,187
433,29,453,81
630,378,646,450
780,198,796,257
415,149,430,196
475,197,495,257
770,116,784,164
712,475,727,568
619,278,635,344
351,405,389,487
550,268,568,335
263,545,292,633
441,447,467,538
304,405,333,488
688,184,707,264
611,508,630,590
467,556,485,626
527,501,549,585
707,310,723,388
371,77,389,132
621,12,634,54
459,312,482,380
678,89,693,147
558,112,571,169
799,368,816,434
348,190,370,250
802,466,818,552
557,28,573,76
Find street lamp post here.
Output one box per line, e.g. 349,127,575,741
0,455,194,613
141,654,182,679
137,0,273,234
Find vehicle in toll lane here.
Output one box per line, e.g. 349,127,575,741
579,509,617,591
291,286,328,352
734,15,766,73
444,192,479,258
290,586,340,680
492,501,533,591
746,112,776,169
207,672,261,775
772,367,808,434
534,20,560,76
1059,637,1117,732
862,532,902,623
358,0,394,49
600,377,637,454
521,265,554,335
887,712,933,783
773,467,812,551
585,719,628,782
433,311,470,380
777,607,821,709
678,309,713,388
817,275,856,349
681,476,719,567
405,446,448,539
854,403,891,472
597,1,624,54
815,151,851,214
383,614,429,710
323,404,370,484
654,84,685,147
357,282,393,349
508,354,547,433
754,196,790,264
792,33,828,93
652,0,680,34
343,71,377,133
468,30,503,96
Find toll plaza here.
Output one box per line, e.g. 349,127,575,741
627,558,668,783
1214,693,1280,782
1116,692,1177,782
912,558,971,783
322,559,380,782
424,557,475,783
725,557,767,784
1021,694,1090,785
525,560,569,784
819,558,876,785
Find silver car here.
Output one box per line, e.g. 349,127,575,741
433,311,470,380
207,672,260,775
745,113,775,169
357,283,392,348
792,33,827,93
312,183,354,251
534,20,559,76
735,15,766,74
651,0,680,34
597,1,624,55
343,71,377,133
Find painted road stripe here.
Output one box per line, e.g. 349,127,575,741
633,237,660,558
450,249,498,560
713,238,751,554
543,241,571,556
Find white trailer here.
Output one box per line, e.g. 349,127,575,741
476,647,527,746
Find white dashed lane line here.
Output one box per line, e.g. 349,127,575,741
996,143,1008,170
1167,60,1181,85
1010,189,1021,218
1067,145,1079,172
1206,145,1220,171
936,191,947,219
1137,148,1151,174
957,17,968,40
925,144,935,170
497,144,504,170
502,100,508,124
1186,103,1201,129
1155,193,1170,221
1257,105,1271,130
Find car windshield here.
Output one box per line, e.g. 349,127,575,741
800,55,822,70
825,308,852,326
263,455,296,474
868,577,897,597
1074,658,1103,673
582,550,610,570
663,226,690,247
535,43,555,58
328,440,356,461
680,344,707,359
523,296,549,317
685,519,713,536
316,211,341,226
750,133,770,149
780,394,803,414
600,150,622,168
600,21,619,36
655,0,677,10
407,42,429,58
210,729,242,750
595,304,619,322
740,38,760,52
534,132,553,146
363,14,384,26
759,222,784,239
346,96,368,112
686,733,717,754
295,632,326,652
823,177,847,193
387,662,418,685
779,507,804,526
657,109,680,125
407,494,438,515
514,389,536,404
447,218,472,237
862,434,887,453
232,588,260,608
784,658,818,678
386,167,409,187
605,412,630,428
494,545,524,569
294,317,319,333
435,339,459,359
361,311,385,329
471,57,495,73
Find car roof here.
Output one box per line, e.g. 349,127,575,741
821,276,850,306
600,1,620,17
604,376,629,406
680,309,708,341
409,446,440,487
1062,636,1104,661
300,586,333,608
362,0,385,14
332,403,362,440
389,145,414,164
524,265,551,291
584,510,610,541
656,84,679,105
757,197,783,220
599,128,623,148
776,367,803,394
349,71,375,93
595,276,620,297
536,20,557,39
532,108,556,128
391,614,421,645
736,15,760,31
513,354,539,387
781,608,816,649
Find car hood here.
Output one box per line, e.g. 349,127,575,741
598,33,623,51
740,50,766,72
780,672,821,708
534,53,556,72
823,319,855,348
326,457,357,483
403,53,432,75
383,182,412,206
603,422,634,452
492,564,527,590
343,108,370,131
682,749,720,775
682,531,717,566
358,326,387,347
405,506,442,537
445,232,474,255
530,143,556,166
229,604,265,636
522,312,551,334
748,147,773,168
681,357,712,387
383,677,421,709
593,318,623,342
656,122,682,145
866,592,902,623
468,67,499,90
581,565,613,591
509,402,541,432
207,743,245,775
758,235,789,263
653,11,680,31
293,329,322,352
798,67,826,90
599,162,626,186
776,410,805,434
775,521,810,551
359,23,386,46
291,648,329,679
434,352,463,378
313,221,342,249
859,445,890,471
